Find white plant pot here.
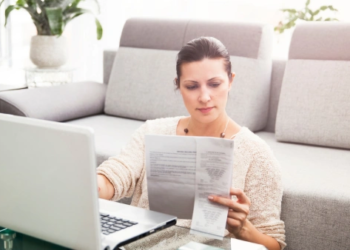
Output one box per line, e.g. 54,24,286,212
30,35,68,68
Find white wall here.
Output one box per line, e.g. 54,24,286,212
1,0,350,84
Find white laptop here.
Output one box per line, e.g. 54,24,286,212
0,114,177,250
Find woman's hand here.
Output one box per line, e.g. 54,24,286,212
97,174,114,200
208,188,251,238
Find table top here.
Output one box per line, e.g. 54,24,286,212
0,225,232,250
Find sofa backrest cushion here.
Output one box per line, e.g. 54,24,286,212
276,23,350,149
105,18,273,131
289,23,350,61
105,47,186,120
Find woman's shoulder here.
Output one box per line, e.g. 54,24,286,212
235,127,281,178
235,127,275,159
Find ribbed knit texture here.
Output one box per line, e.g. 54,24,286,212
97,116,286,249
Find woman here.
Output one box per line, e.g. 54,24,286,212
97,37,285,250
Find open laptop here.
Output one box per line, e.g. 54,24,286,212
0,114,176,250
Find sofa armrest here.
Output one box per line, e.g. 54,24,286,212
0,81,107,122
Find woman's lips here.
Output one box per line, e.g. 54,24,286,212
197,107,213,114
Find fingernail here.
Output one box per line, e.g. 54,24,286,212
208,196,213,200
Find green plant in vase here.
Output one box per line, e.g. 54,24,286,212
275,0,338,34
0,0,103,68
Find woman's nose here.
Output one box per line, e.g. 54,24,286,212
198,88,211,103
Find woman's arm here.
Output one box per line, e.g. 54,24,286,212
97,174,114,199
96,122,148,201
209,188,281,250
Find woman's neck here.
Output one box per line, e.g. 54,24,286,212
188,113,229,137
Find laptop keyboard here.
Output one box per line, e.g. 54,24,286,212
100,213,138,235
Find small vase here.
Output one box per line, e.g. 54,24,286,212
30,35,68,68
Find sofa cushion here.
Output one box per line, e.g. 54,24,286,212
183,20,273,60
275,59,350,149
228,56,272,131
65,115,144,165
120,18,273,61
105,47,188,120
120,18,188,51
289,23,350,61
256,131,350,250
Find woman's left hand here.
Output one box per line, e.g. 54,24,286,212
208,188,251,238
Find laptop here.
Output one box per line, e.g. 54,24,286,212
0,114,177,250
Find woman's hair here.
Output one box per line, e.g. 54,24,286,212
175,36,232,88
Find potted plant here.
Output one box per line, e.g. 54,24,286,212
0,0,103,68
275,0,338,34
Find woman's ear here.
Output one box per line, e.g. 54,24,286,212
228,73,235,91
174,78,179,87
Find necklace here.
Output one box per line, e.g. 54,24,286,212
184,117,230,138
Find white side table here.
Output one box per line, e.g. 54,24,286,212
24,67,75,88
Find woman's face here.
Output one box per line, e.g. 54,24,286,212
179,58,234,124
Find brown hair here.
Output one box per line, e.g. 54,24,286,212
175,37,232,88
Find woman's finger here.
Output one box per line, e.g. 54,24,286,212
226,217,241,228
209,196,249,214
230,188,251,205
208,195,234,208
228,210,247,222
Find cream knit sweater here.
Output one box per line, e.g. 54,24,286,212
97,117,286,249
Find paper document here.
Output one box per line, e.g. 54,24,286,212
145,135,234,239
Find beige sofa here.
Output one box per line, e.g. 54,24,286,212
0,19,349,250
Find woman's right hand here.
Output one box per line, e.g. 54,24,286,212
97,174,114,200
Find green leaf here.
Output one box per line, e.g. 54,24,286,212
45,7,63,35
316,17,323,21
4,5,21,26
16,0,26,6
63,7,103,40
95,18,102,40
328,5,338,12
324,18,339,22
281,8,297,14
0,0,5,8
313,9,320,16
306,0,310,6
70,0,80,8
26,0,37,8
278,16,298,32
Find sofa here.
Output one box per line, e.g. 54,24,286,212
0,19,349,250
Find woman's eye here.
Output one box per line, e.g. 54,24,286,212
209,83,220,88
186,85,198,90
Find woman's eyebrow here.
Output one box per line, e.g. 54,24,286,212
183,80,198,84
207,77,222,81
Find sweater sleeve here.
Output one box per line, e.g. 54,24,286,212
244,141,286,250
96,122,147,201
